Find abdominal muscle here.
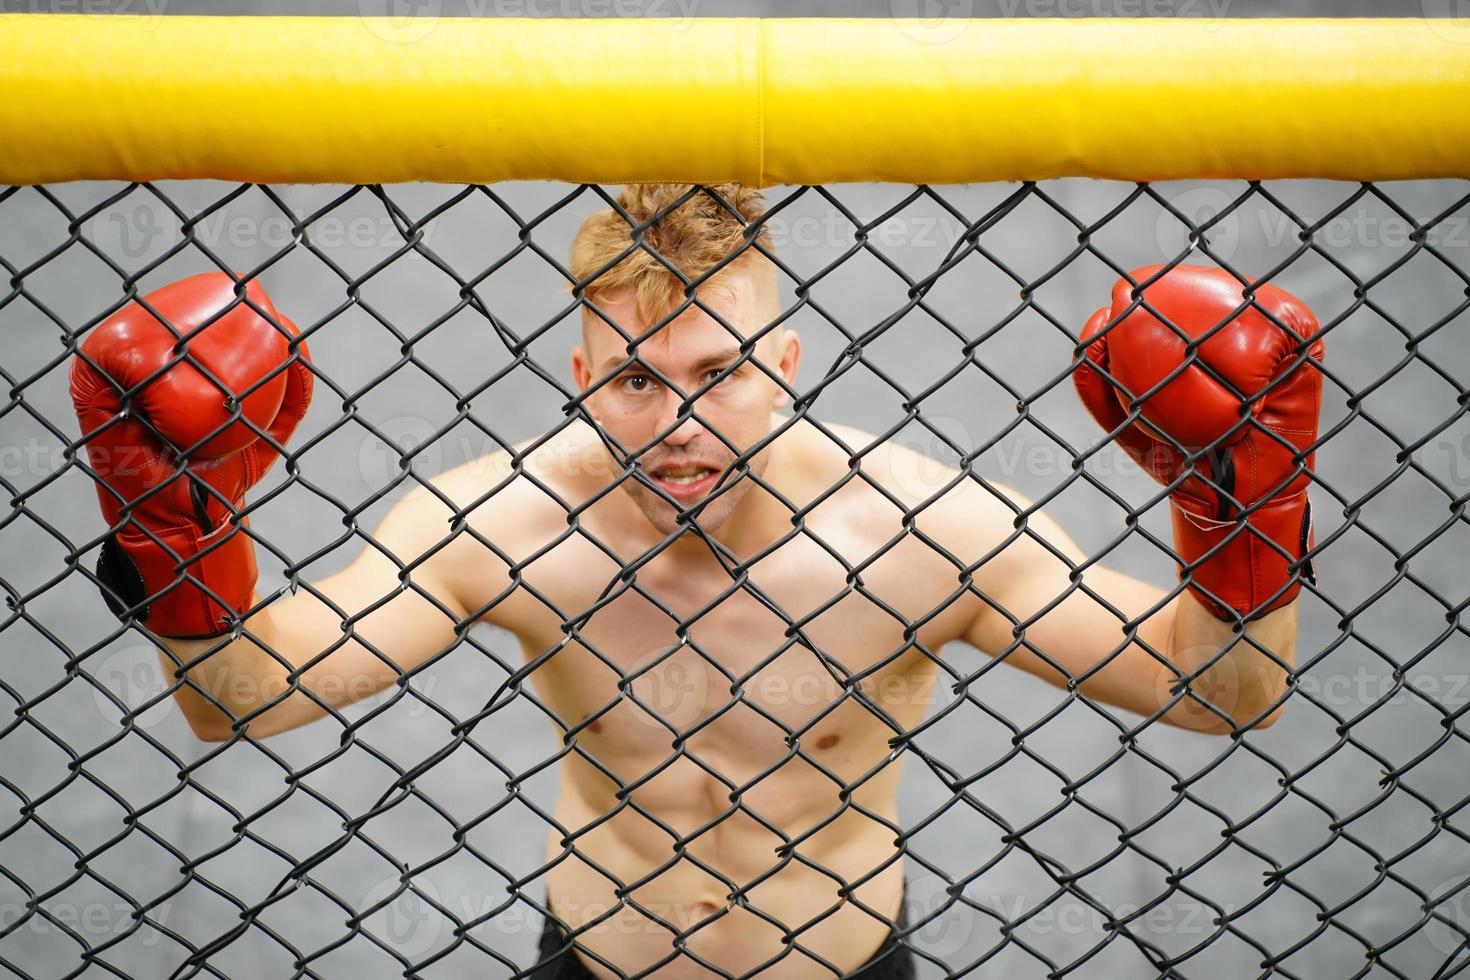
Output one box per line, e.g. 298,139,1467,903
540,758,907,980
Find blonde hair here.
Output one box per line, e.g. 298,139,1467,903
568,182,774,324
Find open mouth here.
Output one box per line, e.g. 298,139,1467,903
649,465,721,500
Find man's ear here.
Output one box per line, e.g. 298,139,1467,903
571,345,606,424
772,329,801,409
571,345,592,392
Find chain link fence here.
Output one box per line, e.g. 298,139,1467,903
1,178,1468,978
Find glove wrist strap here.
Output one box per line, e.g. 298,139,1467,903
1168,489,1314,621
97,521,258,639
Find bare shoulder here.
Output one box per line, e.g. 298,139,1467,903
355,421,612,626
357,420,597,567
780,416,1026,561
404,420,607,560
786,416,975,508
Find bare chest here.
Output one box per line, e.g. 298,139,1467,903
508,532,970,773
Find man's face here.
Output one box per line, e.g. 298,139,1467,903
572,262,798,538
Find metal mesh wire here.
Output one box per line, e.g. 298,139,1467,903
1,179,1468,979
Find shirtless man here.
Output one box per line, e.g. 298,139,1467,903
70,184,1324,979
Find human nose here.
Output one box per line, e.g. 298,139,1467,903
654,385,707,446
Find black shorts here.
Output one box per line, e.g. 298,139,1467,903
527,893,915,979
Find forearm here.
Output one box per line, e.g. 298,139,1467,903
154,544,468,741
153,584,407,740
1144,592,1298,733
153,591,331,740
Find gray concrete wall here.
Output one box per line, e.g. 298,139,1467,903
1,5,1468,980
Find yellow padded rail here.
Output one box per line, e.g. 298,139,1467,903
1,14,1468,186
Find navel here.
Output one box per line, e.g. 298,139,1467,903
815,734,841,751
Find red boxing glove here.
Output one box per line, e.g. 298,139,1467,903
1074,264,1324,620
70,273,313,638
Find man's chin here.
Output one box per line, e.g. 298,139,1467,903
629,487,736,537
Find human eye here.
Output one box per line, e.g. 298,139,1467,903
620,373,655,394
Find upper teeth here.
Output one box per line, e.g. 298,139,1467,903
661,468,712,484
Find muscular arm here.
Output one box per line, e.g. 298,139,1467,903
157,460,510,741
939,475,1296,735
